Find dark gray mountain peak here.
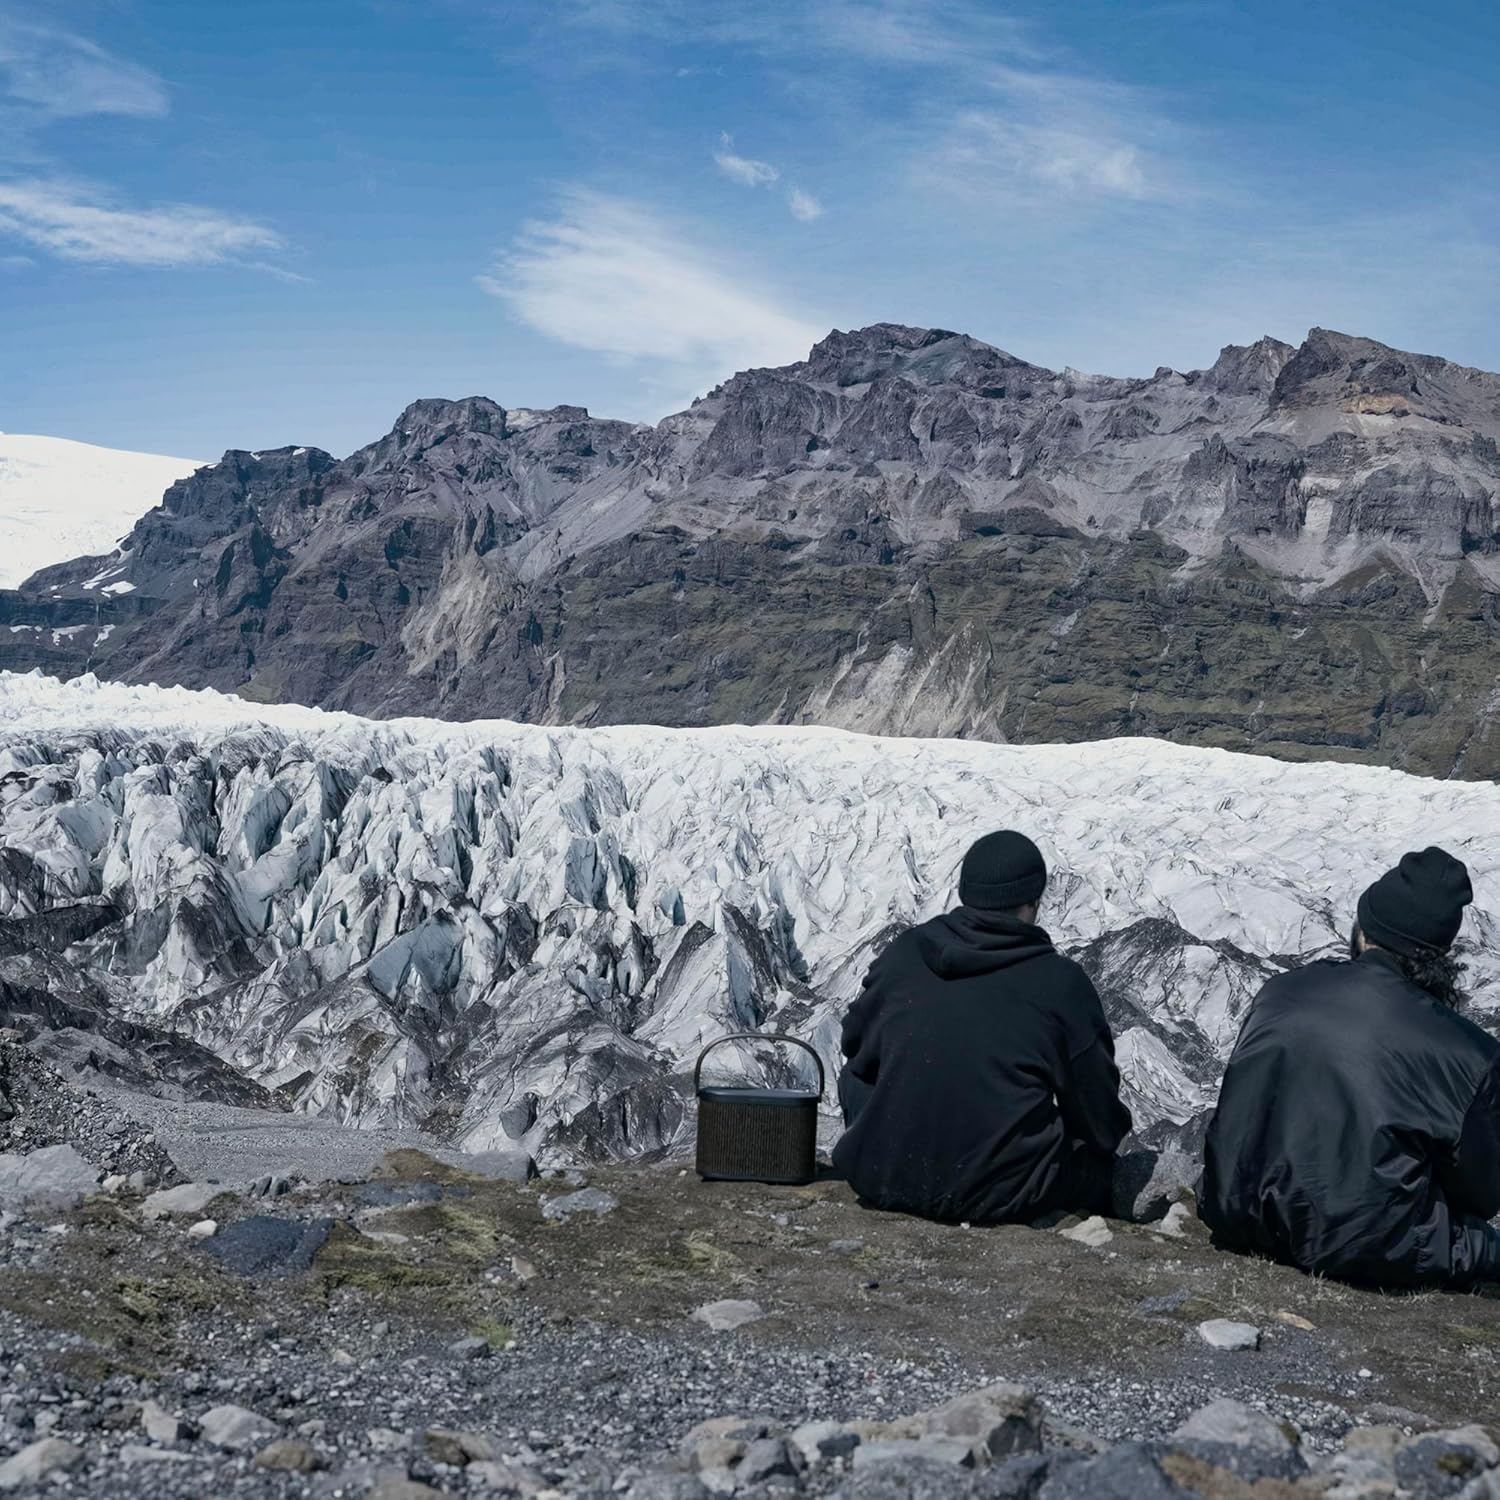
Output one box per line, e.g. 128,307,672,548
1272,328,1500,428
354,395,510,470
1201,336,1297,395
798,322,1040,393
7,320,1500,780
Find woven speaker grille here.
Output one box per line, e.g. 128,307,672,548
696,1094,817,1184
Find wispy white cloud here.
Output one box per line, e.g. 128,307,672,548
787,186,823,221
714,133,779,188
542,0,1036,67
813,0,1037,69
0,17,168,121
477,189,823,404
931,66,1184,205
539,1,1179,211
0,179,284,267
0,15,291,276
714,133,823,222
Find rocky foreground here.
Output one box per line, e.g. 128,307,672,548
3,1041,1500,1498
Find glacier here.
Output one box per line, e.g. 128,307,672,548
0,433,204,591
2,670,1498,1164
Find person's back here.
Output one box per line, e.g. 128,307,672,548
1202,847,1500,1289
832,831,1131,1224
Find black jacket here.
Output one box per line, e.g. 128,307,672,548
1202,949,1500,1288
831,907,1131,1223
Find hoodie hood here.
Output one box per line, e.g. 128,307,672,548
914,906,1056,980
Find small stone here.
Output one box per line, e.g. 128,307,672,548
199,1402,279,1450
511,1255,538,1282
0,1437,84,1488
690,1438,748,1472
139,1399,191,1443
1057,1215,1113,1247
1197,1318,1261,1351
739,1437,803,1486
1174,1399,1292,1452
1273,1309,1316,1331
119,1444,195,1464
186,1218,217,1239
691,1299,766,1332
371,1476,441,1500
541,1187,619,1221
792,1420,860,1465
679,1418,774,1455
450,1335,492,1359
854,1436,977,1469
367,1427,406,1450
102,1174,126,1194
1156,1202,1193,1239
254,1437,326,1472
916,1381,1042,1460
141,1181,227,1219
468,1460,548,1494
425,1427,498,1465
330,1348,356,1366
829,1239,865,1252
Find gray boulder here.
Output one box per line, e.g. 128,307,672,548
0,1143,99,1210
463,1149,537,1183
0,1437,84,1489
1173,1398,1293,1452
541,1187,619,1221
739,1437,804,1487
915,1382,1042,1461
199,1403,279,1451
691,1300,765,1333
1395,1426,1500,1498
200,1215,334,1276
855,1437,977,1470
1196,1318,1261,1350
141,1181,226,1219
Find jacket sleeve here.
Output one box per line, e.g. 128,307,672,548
838,954,887,1077
1446,1214,1500,1289
1442,1057,1500,1222
1056,973,1133,1154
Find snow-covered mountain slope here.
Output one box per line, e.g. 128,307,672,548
0,433,203,590
2,670,1498,1163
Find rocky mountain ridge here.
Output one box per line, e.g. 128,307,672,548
4,323,1500,777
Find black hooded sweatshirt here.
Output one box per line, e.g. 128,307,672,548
831,907,1131,1224
1202,949,1500,1289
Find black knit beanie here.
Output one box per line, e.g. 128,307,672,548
1357,846,1473,958
959,830,1047,911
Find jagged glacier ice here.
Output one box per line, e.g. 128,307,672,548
2,670,1498,1163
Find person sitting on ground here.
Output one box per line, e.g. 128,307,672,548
832,830,1133,1224
1202,846,1500,1289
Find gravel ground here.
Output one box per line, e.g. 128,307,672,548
1,1045,1498,1497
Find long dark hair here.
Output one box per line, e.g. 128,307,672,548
1351,925,1468,1010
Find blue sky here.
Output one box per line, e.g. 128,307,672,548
1,0,1497,460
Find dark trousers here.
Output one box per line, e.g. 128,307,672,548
838,1067,1115,1217
838,1065,873,1127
